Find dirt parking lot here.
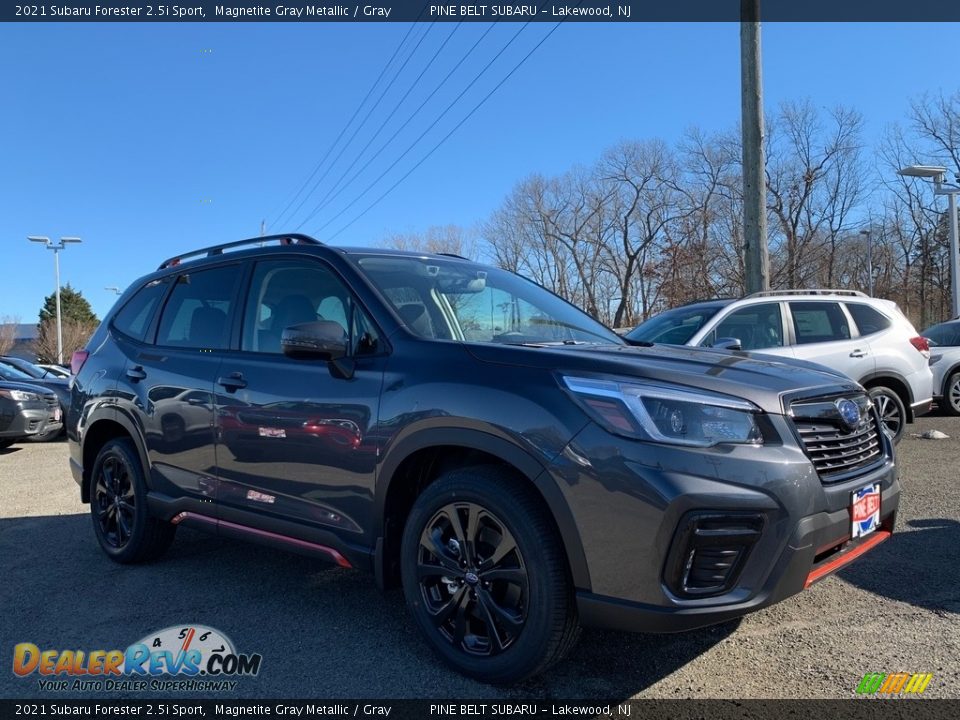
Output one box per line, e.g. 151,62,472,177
1,416,958,700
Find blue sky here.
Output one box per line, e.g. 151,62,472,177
1,21,957,322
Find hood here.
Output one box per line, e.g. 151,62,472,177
465,342,860,415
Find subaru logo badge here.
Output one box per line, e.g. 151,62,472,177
465,572,479,585
835,398,861,430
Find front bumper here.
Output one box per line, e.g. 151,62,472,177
576,478,898,632
551,416,899,633
0,407,59,439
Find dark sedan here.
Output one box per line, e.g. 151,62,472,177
0,381,61,448
0,363,70,440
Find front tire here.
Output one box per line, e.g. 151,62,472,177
89,438,176,563
869,386,906,445
400,466,579,684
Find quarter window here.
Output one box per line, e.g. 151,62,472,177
112,279,169,342
845,303,891,336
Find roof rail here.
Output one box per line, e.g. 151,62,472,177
744,289,868,299
437,252,469,260
157,233,323,270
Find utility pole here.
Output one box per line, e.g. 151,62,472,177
740,0,769,293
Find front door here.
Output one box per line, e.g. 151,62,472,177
214,256,386,547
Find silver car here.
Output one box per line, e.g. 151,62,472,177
626,290,935,444
923,320,960,415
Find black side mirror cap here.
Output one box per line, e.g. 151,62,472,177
281,321,349,361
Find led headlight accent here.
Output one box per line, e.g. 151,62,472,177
563,376,763,447
0,389,40,402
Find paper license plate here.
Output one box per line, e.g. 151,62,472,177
851,483,881,539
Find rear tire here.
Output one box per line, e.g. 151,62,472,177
89,438,176,563
944,372,960,417
400,466,579,684
869,386,906,445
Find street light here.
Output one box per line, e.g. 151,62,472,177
27,235,83,365
859,229,874,297
898,165,960,318
104,286,123,295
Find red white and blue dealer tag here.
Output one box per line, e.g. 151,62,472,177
851,483,881,538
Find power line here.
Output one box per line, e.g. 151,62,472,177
301,22,463,225
283,22,436,229
266,15,425,231
295,22,497,230
325,22,565,242
304,21,534,235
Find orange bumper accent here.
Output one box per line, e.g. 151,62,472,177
804,529,891,588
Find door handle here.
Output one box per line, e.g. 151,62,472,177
126,365,147,382
217,372,247,392
849,349,868,358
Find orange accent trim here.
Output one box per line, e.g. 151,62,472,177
181,627,196,653
169,511,352,568
804,530,890,588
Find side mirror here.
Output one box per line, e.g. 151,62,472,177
713,337,742,351
281,321,348,361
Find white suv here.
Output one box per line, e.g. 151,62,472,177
626,290,934,443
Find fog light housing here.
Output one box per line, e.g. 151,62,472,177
663,512,765,598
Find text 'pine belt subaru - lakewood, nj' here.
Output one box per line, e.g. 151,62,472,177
68,234,899,684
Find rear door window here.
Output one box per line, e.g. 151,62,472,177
155,265,242,350
789,302,851,345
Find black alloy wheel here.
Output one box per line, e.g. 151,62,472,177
93,453,136,549
89,438,176,563
401,466,579,684
417,502,528,656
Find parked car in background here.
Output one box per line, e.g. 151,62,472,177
0,381,61,449
625,290,933,444
0,362,71,441
921,319,960,415
38,363,71,378
69,235,900,683
0,356,66,379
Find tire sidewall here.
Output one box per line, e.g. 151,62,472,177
401,474,564,683
89,439,151,562
946,373,960,416
869,386,906,444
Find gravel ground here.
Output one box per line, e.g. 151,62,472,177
0,416,957,700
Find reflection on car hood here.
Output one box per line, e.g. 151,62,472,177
466,342,860,415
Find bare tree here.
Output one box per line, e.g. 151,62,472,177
33,318,97,365
0,316,19,356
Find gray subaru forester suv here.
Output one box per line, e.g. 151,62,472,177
68,235,899,684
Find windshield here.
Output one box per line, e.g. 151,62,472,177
0,358,45,378
626,304,725,345
0,363,37,381
352,255,623,346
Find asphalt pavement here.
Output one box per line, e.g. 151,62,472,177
1,416,957,700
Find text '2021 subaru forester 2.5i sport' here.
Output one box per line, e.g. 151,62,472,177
68,235,899,684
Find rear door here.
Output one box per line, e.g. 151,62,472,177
787,301,875,380
122,263,244,506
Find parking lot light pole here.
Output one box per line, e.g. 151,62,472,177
27,235,83,365
898,165,960,319
859,229,874,296
105,286,122,295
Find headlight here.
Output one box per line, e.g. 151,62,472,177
0,389,40,402
562,376,763,447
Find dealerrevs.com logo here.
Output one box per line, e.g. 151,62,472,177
13,625,262,692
